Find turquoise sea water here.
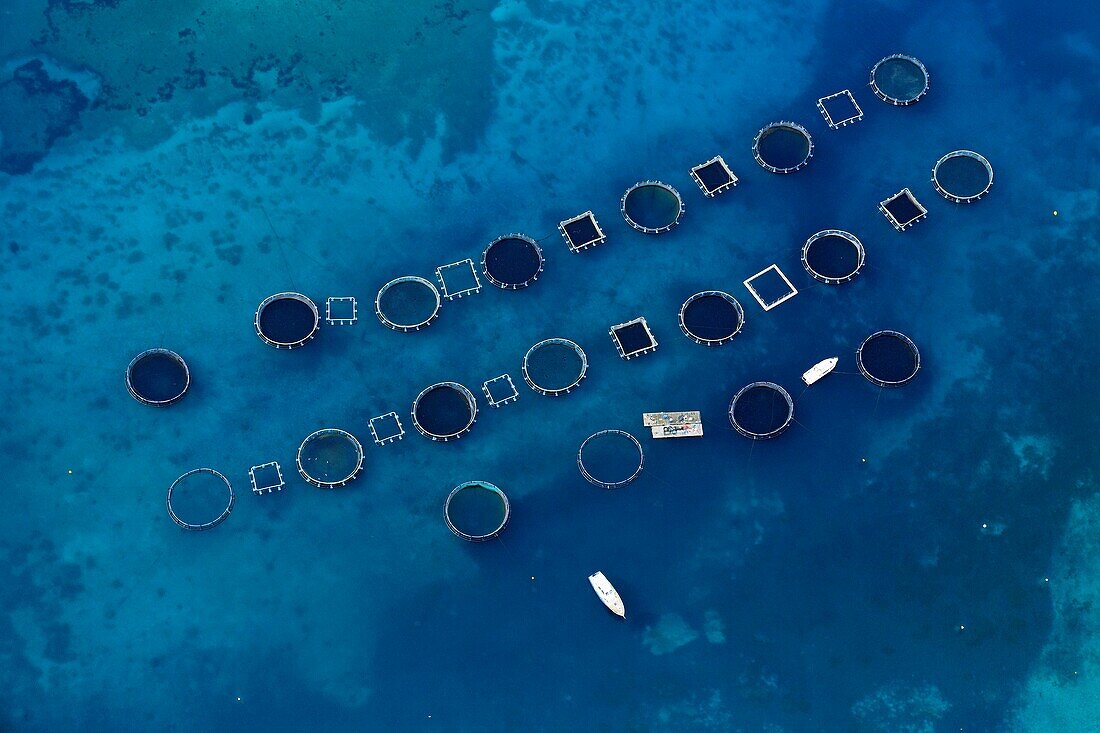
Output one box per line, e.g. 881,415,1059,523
2,1,1098,731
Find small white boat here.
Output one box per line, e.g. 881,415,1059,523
802,356,839,385
588,571,626,619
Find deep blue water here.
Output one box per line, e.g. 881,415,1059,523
2,1,1098,731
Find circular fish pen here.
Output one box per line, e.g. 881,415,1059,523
522,338,588,396
374,276,442,332
444,481,511,542
166,468,235,531
728,382,795,440
296,428,365,488
752,122,814,174
931,150,993,203
577,429,645,489
678,291,745,346
801,230,866,284
255,292,320,349
620,181,685,234
126,348,190,406
412,382,478,441
870,54,930,106
857,330,921,387
481,234,545,290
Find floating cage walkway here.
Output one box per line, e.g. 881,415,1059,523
577,429,645,489
482,234,545,290
166,467,235,531
483,374,519,407
856,330,921,387
678,291,745,346
325,296,358,325
559,211,607,253
743,265,799,311
296,428,365,488
369,412,405,445
126,348,190,406
412,381,479,441
435,259,482,300
728,382,795,440
255,292,321,349
817,90,864,129
931,150,993,203
522,338,589,396
753,121,814,174
444,481,511,542
879,188,928,231
610,317,658,359
374,276,442,332
621,181,685,234
801,230,866,284
870,54,930,106
690,156,738,197
249,461,285,495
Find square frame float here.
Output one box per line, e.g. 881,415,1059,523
743,264,799,311
559,211,606,253
690,155,739,197
817,90,864,129
879,188,928,231
249,461,285,495
369,412,405,445
482,374,519,407
435,259,482,300
326,296,358,325
609,317,659,359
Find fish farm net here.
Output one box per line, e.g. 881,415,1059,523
482,234,545,290
577,429,645,489
801,230,866,284
870,54,930,106
296,428,365,488
444,481,511,542
857,330,921,387
374,276,442,332
166,468,235,531
559,211,606,253
254,292,320,349
412,382,478,441
678,291,745,346
620,181,684,234
753,122,814,174
522,338,588,396
728,382,795,439
932,150,993,203
126,348,190,406
879,189,928,231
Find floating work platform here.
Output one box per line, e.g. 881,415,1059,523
817,89,864,129
126,348,190,407
679,290,745,346
643,411,704,439
482,374,519,407
444,480,511,542
375,276,442,332
651,423,703,439
435,259,482,300
249,461,285,495
932,150,993,203
325,296,358,326
412,381,478,441
801,230,866,284
620,181,685,234
522,338,588,396
482,234,545,290
578,429,645,489
728,382,795,440
744,264,799,311
690,156,738,197
857,330,921,387
255,292,321,349
166,467,235,531
870,54,930,106
753,121,814,174
609,317,658,359
369,411,405,445
559,211,606,253
296,428,365,488
879,188,928,231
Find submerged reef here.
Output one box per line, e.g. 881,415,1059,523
0,59,88,174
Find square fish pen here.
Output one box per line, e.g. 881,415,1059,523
369,412,405,445
483,374,519,407
435,259,482,300
743,265,799,311
325,296,358,325
610,317,658,359
559,211,606,253
816,90,864,129
879,188,928,231
690,156,739,197
249,461,285,495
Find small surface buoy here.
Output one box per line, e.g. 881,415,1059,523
67,469,73,475
1053,210,1058,216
